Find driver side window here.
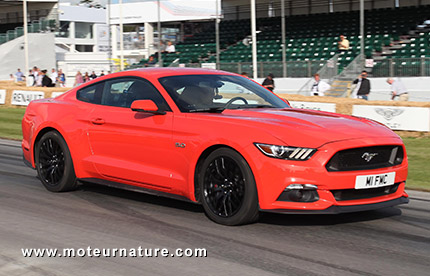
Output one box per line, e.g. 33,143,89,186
101,78,170,111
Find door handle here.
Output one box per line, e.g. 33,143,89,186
91,118,105,125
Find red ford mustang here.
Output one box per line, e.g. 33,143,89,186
22,68,408,225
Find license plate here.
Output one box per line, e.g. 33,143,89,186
355,172,396,189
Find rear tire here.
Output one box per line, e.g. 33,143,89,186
35,131,77,192
198,148,259,225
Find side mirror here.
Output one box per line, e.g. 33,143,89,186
131,100,166,115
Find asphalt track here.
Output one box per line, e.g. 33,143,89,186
0,138,429,276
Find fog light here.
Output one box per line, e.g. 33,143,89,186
278,184,319,202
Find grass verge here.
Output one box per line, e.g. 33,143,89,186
0,107,25,140
0,107,428,191
402,137,430,191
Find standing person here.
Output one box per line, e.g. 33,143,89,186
262,73,275,91
74,71,84,87
99,70,105,77
352,70,371,100
35,69,43,87
27,69,34,87
310,73,331,96
83,72,90,83
90,71,97,79
387,78,409,101
338,35,350,51
50,68,58,86
15,69,24,82
41,70,54,87
32,66,39,86
57,69,66,87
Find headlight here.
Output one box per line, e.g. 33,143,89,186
255,143,317,160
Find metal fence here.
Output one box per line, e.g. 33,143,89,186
172,60,331,78
372,58,430,77
130,57,430,78
218,61,328,78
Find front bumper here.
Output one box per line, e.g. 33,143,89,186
247,136,409,212
263,196,409,214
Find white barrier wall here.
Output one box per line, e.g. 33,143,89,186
0,90,5,105
2,88,430,133
352,105,430,132
289,101,336,112
11,91,45,106
254,77,430,102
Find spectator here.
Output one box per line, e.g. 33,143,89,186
57,69,66,87
32,66,39,86
240,72,249,78
90,71,97,79
50,68,58,85
338,35,350,51
41,70,54,87
159,41,166,53
35,70,43,87
310,73,331,96
387,78,409,101
27,69,34,87
165,41,176,53
74,71,84,87
15,69,24,82
83,72,90,83
145,56,157,67
262,73,275,91
352,70,371,100
9,74,15,82
99,70,105,77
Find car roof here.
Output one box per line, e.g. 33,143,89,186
115,67,239,79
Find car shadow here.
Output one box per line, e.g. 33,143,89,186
76,182,403,227
259,207,403,226
77,182,203,214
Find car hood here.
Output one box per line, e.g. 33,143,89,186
216,108,398,148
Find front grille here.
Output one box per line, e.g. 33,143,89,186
332,183,400,201
326,145,404,172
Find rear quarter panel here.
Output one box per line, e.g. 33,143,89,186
22,95,98,179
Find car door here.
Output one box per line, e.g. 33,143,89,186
87,77,175,190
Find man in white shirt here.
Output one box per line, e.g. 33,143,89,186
387,78,409,101
338,35,350,51
32,66,39,86
310,74,331,96
165,41,176,53
50,68,58,85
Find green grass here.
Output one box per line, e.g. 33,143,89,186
0,107,429,191
0,107,25,140
403,137,430,191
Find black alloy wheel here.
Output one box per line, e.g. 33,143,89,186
199,148,259,225
35,131,77,192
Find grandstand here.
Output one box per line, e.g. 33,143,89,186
0,0,58,80
135,4,430,81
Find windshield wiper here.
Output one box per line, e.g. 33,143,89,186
188,107,225,113
239,104,277,109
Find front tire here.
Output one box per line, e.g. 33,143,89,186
35,131,77,192
198,148,259,225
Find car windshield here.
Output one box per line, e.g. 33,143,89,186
159,74,289,112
